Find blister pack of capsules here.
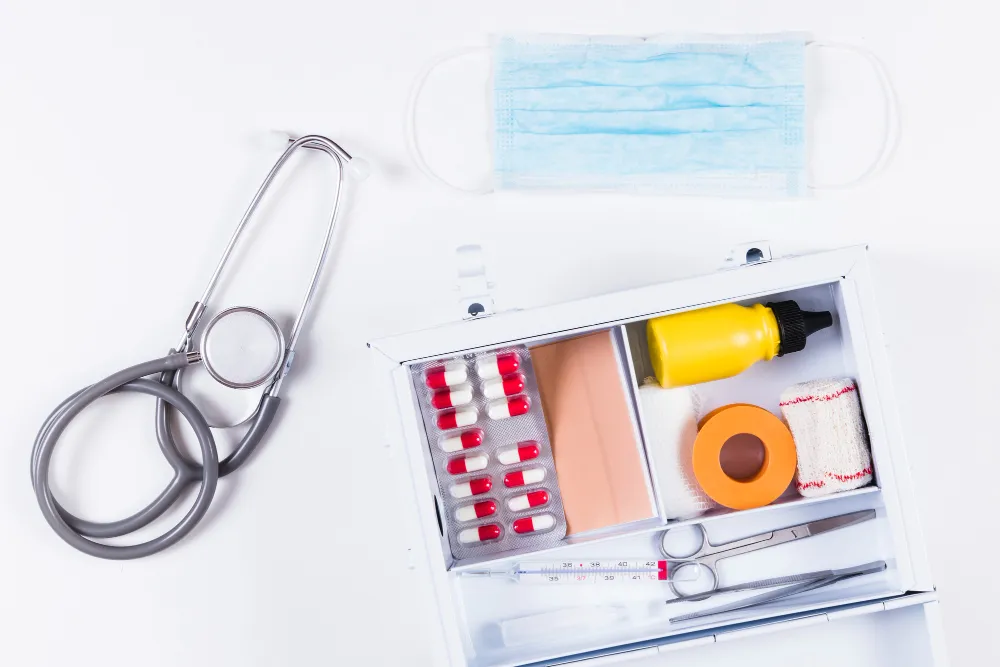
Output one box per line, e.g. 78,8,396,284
411,345,567,561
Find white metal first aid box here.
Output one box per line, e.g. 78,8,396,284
369,245,948,667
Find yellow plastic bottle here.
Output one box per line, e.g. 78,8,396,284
646,300,833,388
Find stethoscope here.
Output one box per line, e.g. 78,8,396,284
30,134,366,560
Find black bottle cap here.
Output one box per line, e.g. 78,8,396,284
766,300,834,356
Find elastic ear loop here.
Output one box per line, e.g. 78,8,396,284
405,46,493,195
807,41,901,190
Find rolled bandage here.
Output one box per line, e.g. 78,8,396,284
780,378,873,497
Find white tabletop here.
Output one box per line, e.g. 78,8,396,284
1,1,992,665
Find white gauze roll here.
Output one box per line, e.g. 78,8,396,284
637,384,715,520
779,378,873,498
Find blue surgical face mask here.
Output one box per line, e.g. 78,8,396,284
492,34,806,197
406,34,896,197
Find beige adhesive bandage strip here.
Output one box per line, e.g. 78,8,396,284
530,332,655,535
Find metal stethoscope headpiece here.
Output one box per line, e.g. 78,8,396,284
30,133,364,560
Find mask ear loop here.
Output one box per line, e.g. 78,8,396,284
807,42,901,190
405,46,493,195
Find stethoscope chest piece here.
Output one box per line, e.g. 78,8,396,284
200,306,285,390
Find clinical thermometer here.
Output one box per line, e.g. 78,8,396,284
459,559,698,584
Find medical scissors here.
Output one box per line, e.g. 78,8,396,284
31,134,364,560
659,509,876,600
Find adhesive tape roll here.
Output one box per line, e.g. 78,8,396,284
692,404,797,510
698,403,757,429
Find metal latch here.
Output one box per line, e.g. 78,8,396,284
456,245,495,320
724,241,773,268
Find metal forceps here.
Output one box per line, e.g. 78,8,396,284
658,509,877,600
667,560,888,623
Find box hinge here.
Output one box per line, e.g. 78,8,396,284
456,244,496,320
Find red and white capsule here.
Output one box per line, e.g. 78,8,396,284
454,500,497,522
459,524,502,544
512,514,556,534
437,407,478,430
487,396,530,420
482,373,526,400
507,489,549,512
430,383,473,409
504,467,546,488
449,476,492,498
497,441,540,465
425,362,468,389
439,429,483,453
446,454,488,475
476,352,520,380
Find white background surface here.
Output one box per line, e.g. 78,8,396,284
1,1,996,665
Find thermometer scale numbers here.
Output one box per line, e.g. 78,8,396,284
519,560,669,584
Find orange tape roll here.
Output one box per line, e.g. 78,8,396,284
692,404,797,510
698,403,758,429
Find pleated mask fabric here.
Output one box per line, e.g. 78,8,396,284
492,33,807,197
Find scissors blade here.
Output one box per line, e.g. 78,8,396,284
789,509,877,540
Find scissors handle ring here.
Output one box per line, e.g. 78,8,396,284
660,523,710,560
668,560,718,599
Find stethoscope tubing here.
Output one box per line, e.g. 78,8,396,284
30,352,282,560
31,353,219,559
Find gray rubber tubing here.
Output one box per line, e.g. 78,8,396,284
155,368,280,479
32,354,215,559
32,353,280,559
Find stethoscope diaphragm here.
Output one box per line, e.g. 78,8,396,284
200,306,285,390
